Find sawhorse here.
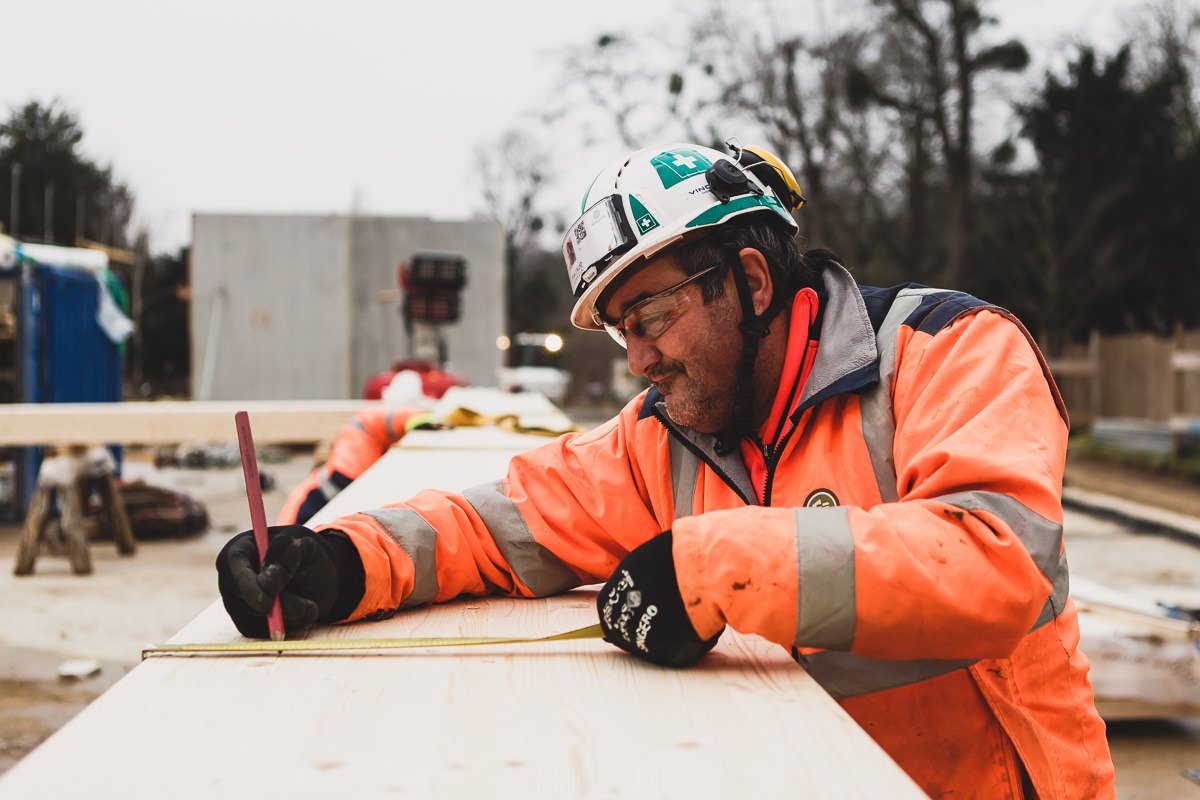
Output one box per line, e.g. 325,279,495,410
12,446,137,576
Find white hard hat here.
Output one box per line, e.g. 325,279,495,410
381,370,432,409
562,141,799,331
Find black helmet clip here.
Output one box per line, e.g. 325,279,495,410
704,159,763,204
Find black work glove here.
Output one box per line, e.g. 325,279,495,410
215,525,365,639
597,530,723,667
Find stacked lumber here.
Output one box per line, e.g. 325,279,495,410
0,423,926,799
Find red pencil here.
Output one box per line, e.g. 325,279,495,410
234,411,286,641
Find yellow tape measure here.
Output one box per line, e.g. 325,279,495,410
143,623,604,658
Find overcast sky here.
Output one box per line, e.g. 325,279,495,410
1,0,1144,254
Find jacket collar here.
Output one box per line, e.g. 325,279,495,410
638,261,881,457
793,262,880,416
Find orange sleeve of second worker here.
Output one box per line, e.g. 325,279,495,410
323,406,421,481
316,396,674,622
275,469,322,525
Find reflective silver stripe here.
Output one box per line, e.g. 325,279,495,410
796,493,1070,698
462,480,580,597
857,288,942,504
352,413,397,439
798,540,1069,699
795,507,857,650
937,489,1071,628
798,650,976,700
317,470,342,502
800,557,1069,700
362,507,439,608
1031,551,1070,630
933,490,1064,581
668,436,700,521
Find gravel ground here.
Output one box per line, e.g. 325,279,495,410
0,447,1198,796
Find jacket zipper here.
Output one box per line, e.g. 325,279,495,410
651,408,759,507
761,406,809,507
762,443,777,507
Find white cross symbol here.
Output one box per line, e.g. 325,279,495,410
640,217,653,229
672,153,698,170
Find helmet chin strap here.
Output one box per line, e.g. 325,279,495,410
713,245,786,456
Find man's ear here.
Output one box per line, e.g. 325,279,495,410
737,248,774,315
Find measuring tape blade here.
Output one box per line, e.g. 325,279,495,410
143,623,604,658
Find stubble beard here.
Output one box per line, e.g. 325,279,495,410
655,365,735,434
650,291,743,434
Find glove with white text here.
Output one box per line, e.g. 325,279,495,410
596,530,723,667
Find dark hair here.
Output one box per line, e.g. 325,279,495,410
674,214,832,305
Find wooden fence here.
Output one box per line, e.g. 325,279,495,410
1046,330,1200,430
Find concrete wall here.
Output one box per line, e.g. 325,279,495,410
192,214,353,400
192,213,505,400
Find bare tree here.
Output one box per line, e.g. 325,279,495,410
1130,0,1200,144
688,3,913,277
557,3,910,278
558,32,722,149
555,0,1032,287
475,128,552,334
853,0,1029,287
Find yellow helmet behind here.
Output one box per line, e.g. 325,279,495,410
733,143,806,213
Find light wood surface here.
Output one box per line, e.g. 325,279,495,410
2,592,926,799
0,425,927,799
0,400,372,445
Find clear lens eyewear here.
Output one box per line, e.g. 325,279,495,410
602,265,721,348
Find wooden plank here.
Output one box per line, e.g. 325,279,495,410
1099,333,1173,421
1,591,926,798
1169,415,1200,436
0,400,372,445
1064,485,1200,545
1172,350,1200,372
0,424,927,798
1045,358,1097,377
1176,332,1200,417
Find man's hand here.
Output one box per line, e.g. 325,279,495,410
597,530,723,667
216,525,364,638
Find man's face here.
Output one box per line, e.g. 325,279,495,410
602,255,742,433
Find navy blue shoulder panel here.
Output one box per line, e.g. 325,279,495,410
912,293,995,334
638,387,663,420
857,283,921,332
907,290,996,335
858,283,999,337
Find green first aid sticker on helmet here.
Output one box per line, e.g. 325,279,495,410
650,148,713,189
628,195,660,234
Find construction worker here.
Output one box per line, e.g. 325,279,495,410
274,404,430,526
217,141,1115,798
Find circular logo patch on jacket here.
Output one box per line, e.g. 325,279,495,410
804,489,839,508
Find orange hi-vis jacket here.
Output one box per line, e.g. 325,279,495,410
321,263,1115,799
277,406,421,525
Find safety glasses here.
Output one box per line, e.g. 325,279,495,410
602,265,721,348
